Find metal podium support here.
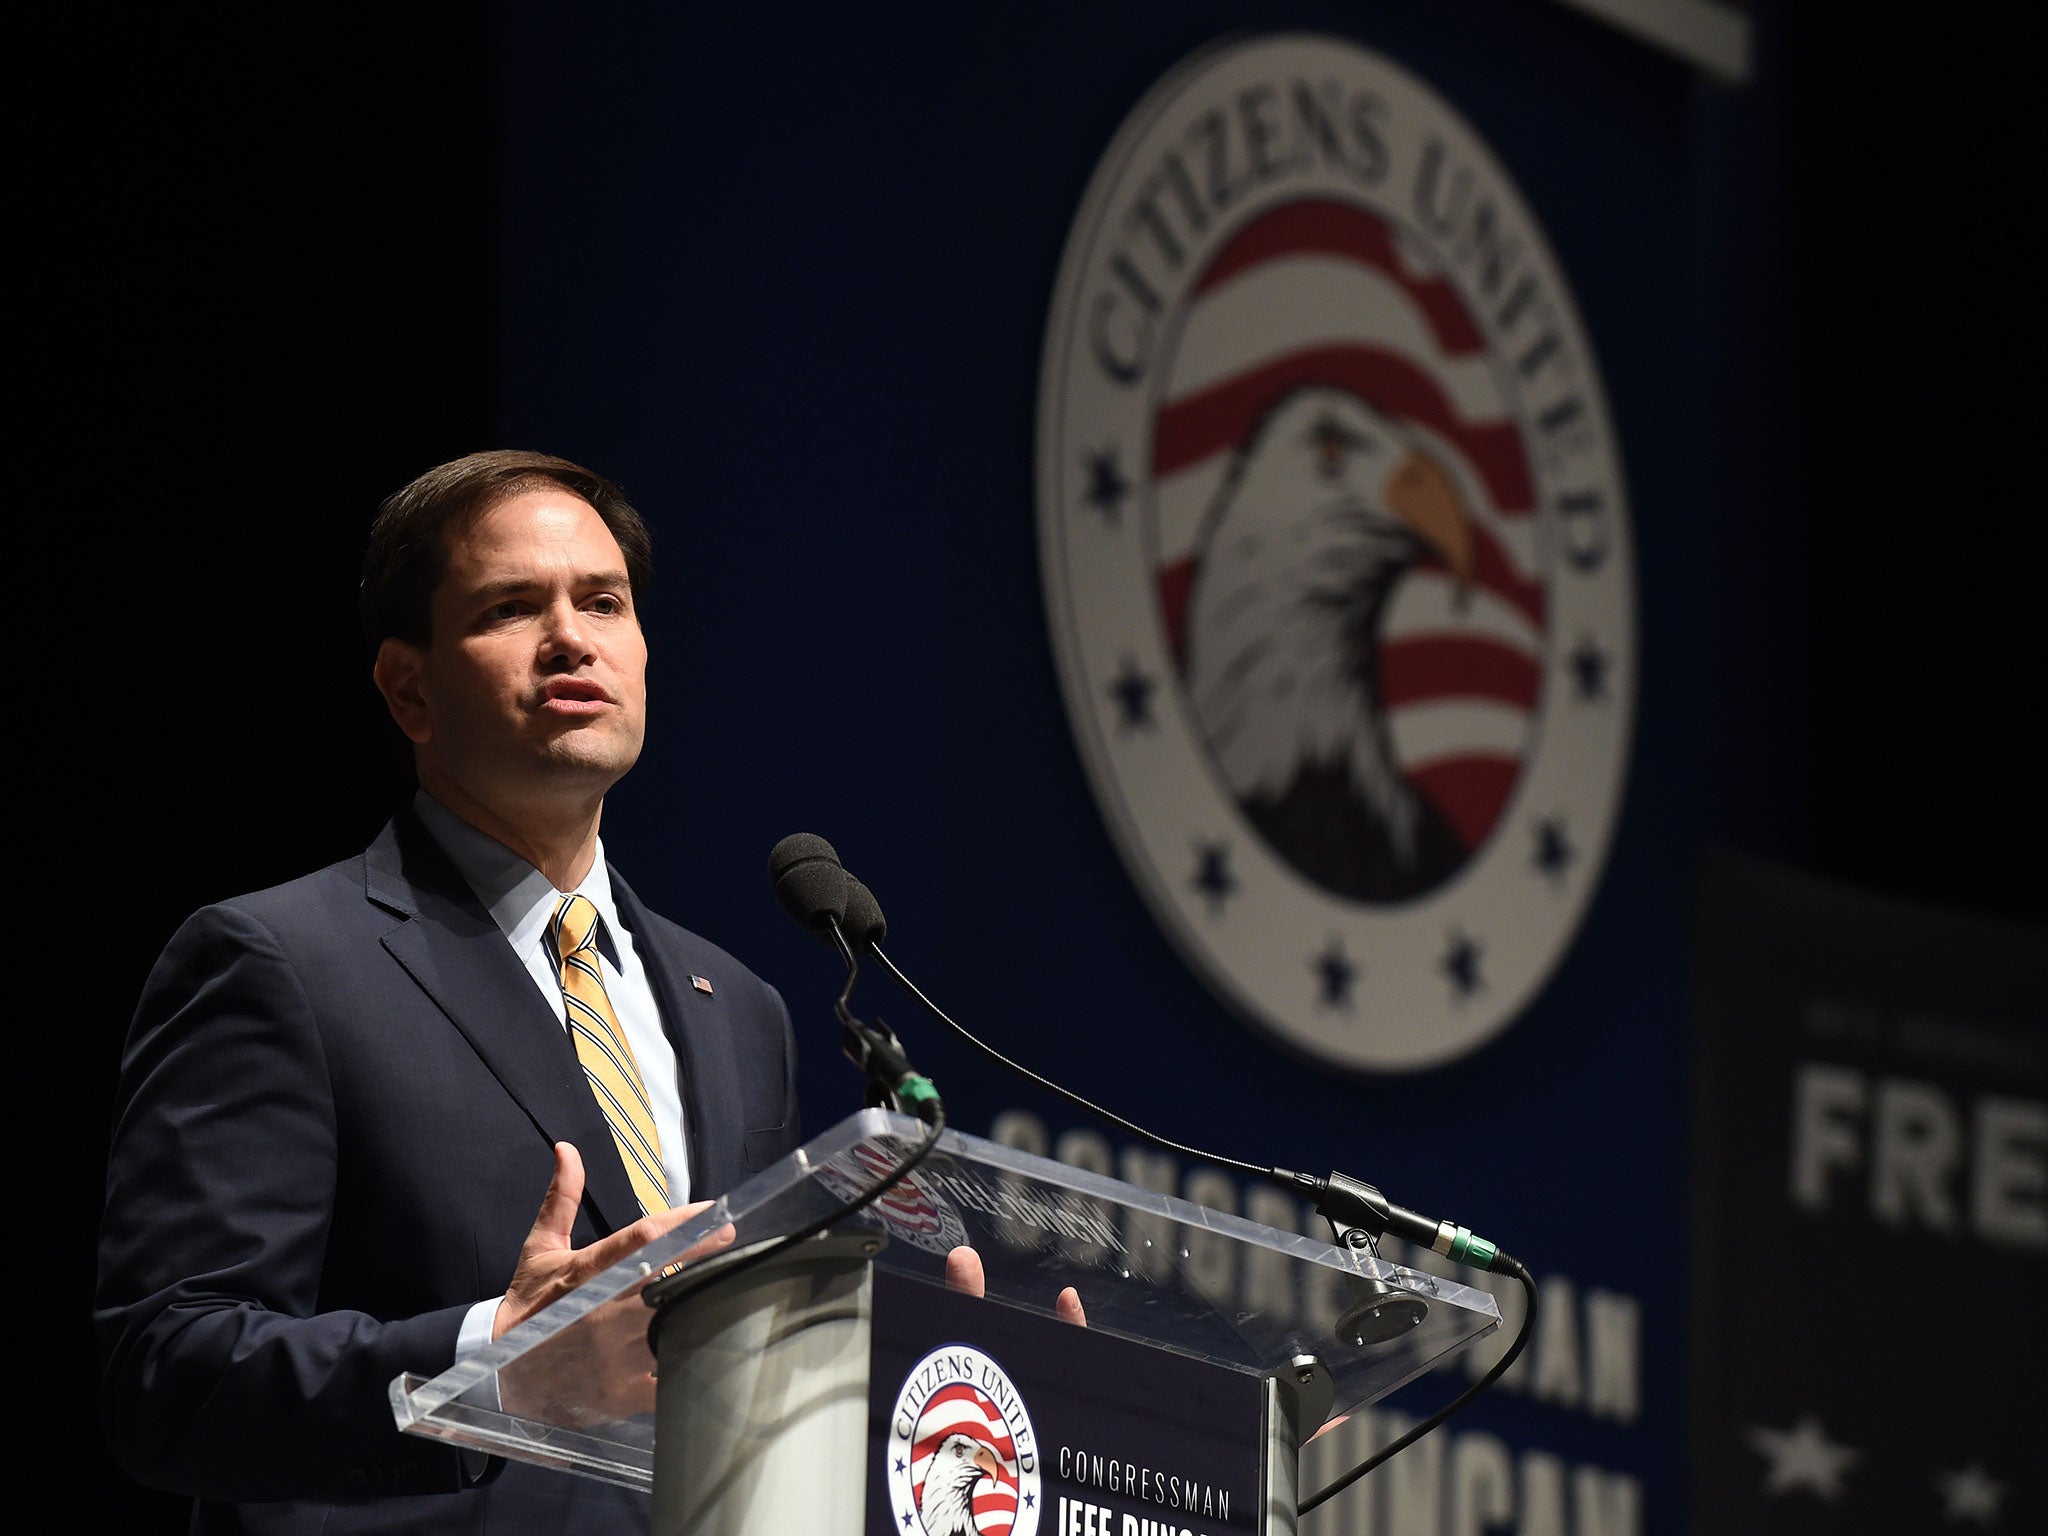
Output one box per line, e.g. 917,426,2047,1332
645,1231,883,1536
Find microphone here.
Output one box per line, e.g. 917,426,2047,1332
809,839,1516,1242
1271,1168,1508,1274
839,875,886,950
1267,1167,1519,1347
768,832,851,937
767,834,939,1125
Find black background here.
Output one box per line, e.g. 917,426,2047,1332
47,5,2033,1529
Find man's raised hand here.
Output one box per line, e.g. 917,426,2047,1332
495,1142,733,1338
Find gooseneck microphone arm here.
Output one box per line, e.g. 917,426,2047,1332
827,921,942,1126
655,837,954,1337
767,832,942,1125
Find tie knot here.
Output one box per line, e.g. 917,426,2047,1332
552,893,600,959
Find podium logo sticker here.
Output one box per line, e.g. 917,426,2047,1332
888,1345,1041,1536
817,1140,970,1257
1036,32,1634,1071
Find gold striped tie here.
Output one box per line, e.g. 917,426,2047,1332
550,894,671,1214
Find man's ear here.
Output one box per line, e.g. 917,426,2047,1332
373,638,433,746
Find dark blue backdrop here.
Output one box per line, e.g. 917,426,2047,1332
484,3,1776,1523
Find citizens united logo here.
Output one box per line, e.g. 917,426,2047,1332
816,1140,970,1257
887,1345,1041,1536
1037,33,1634,1070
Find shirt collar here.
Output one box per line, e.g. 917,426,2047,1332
413,788,623,962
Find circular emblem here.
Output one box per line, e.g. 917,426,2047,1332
887,1345,1041,1536
816,1140,970,1257
1037,33,1634,1070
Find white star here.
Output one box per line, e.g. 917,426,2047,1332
1744,1415,1859,1502
1937,1462,2006,1526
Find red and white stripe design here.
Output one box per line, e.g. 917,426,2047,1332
848,1142,943,1237
912,1384,1021,1536
1154,198,1545,852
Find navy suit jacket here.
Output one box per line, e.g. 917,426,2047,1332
96,807,801,1534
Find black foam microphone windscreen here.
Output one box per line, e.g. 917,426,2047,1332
840,876,887,949
768,833,849,934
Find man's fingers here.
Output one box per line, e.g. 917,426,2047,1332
678,1221,738,1265
944,1245,986,1298
499,1163,721,1340
947,1247,1081,1323
583,1198,706,1275
529,1142,586,1245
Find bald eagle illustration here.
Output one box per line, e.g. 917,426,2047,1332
918,1432,1002,1536
1184,385,1477,901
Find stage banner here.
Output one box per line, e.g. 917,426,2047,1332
1687,854,2045,1533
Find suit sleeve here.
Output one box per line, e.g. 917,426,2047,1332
774,979,800,1145
95,903,473,1501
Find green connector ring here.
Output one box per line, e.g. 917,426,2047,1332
1446,1228,1499,1270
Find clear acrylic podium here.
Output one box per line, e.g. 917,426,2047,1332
391,1110,1501,1534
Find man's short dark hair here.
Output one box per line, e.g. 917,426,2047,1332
361,450,654,648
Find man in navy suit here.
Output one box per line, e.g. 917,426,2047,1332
96,451,801,1534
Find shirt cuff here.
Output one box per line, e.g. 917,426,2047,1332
456,1297,508,1485
458,1295,504,1359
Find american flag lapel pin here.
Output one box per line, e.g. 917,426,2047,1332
691,974,715,995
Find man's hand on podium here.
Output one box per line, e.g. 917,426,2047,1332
494,1141,737,1426
944,1246,1087,1326
495,1142,734,1339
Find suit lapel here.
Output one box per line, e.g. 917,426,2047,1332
364,811,643,1234
610,868,744,1199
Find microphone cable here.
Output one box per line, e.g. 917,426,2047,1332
865,935,1270,1182
827,851,1539,1509
766,832,1537,1513
644,1097,945,1344
1299,1251,1536,1515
